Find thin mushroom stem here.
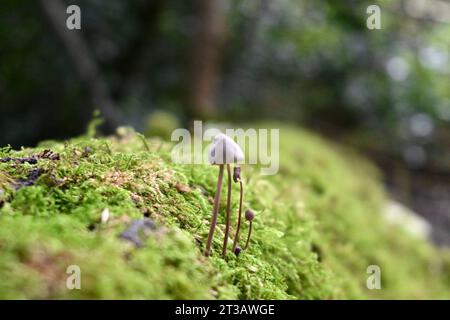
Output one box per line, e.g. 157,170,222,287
243,221,253,250
205,164,224,256
222,164,232,256
232,179,243,252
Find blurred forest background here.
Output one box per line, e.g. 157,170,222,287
0,0,449,244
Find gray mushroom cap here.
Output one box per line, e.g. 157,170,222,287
208,133,245,165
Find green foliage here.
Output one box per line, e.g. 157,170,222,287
86,110,104,139
0,125,449,299
144,110,181,140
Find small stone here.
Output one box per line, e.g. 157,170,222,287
14,168,44,190
119,218,157,248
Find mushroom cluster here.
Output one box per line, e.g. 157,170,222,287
204,133,255,257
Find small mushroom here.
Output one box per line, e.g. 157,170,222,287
243,209,255,250
231,166,244,253
204,133,244,257
234,245,242,257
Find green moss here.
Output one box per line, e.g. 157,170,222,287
0,124,449,299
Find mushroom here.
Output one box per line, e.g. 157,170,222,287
243,209,254,250
234,245,242,257
205,133,244,256
231,166,244,253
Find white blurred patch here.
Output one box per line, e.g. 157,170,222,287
419,47,449,72
101,208,110,224
409,113,434,138
383,200,432,240
405,0,450,24
386,57,410,81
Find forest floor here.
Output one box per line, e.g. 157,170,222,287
0,124,449,299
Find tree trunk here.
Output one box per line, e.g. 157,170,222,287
38,0,122,131
186,0,228,121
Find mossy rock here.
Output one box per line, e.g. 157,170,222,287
0,125,449,299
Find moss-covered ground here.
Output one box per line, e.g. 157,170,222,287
0,124,449,299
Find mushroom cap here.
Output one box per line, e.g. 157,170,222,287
245,209,254,221
208,133,244,165
233,166,241,182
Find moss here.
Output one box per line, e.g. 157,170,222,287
0,124,449,299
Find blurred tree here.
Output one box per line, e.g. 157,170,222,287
38,0,122,131
0,0,449,165
185,0,228,121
